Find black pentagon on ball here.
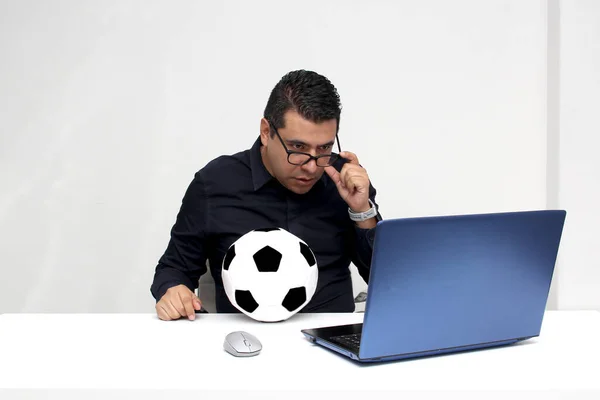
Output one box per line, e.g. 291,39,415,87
282,286,307,311
299,242,316,266
253,227,280,232
235,290,259,313
253,245,282,272
223,245,236,271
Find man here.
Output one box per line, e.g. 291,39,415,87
151,70,381,321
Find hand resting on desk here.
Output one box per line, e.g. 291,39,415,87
156,284,202,321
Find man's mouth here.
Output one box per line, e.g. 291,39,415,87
294,177,315,185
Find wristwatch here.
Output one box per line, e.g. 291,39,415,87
348,199,378,222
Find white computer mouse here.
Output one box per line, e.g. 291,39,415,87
223,331,262,357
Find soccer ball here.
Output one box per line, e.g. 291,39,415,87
221,227,319,322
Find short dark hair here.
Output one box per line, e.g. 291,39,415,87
263,70,342,135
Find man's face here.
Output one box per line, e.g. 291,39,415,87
260,110,338,195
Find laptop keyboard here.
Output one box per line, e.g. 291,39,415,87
329,333,361,354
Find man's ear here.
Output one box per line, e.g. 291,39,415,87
260,118,270,147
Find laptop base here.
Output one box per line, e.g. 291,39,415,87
302,323,532,363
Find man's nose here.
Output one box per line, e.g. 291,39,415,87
301,158,318,174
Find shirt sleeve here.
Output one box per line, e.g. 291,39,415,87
150,171,209,302
348,182,382,284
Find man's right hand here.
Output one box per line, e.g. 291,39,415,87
156,284,202,321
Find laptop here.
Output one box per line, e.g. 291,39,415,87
301,210,566,363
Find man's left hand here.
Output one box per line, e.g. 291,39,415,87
325,151,372,213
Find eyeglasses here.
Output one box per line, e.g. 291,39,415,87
268,120,342,167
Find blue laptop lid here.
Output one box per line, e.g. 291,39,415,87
359,210,566,360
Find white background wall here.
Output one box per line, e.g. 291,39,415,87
555,0,600,310
0,0,596,313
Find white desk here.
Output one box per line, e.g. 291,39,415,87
1,311,599,400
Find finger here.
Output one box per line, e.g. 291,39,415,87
341,164,368,186
345,170,368,190
324,165,340,181
325,166,349,198
165,299,183,320
346,176,357,193
339,151,359,165
340,162,366,176
179,291,196,320
340,166,362,192
156,304,172,321
348,176,370,195
193,295,202,311
339,167,353,192
171,294,188,318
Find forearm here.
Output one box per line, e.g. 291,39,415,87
355,216,377,230
150,263,198,301
151,171,209,302
351,225,377,283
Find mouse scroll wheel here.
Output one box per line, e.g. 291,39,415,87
243,339,252,348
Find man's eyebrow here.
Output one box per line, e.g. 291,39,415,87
286,139,335,147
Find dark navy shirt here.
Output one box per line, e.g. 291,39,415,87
151,137,381,313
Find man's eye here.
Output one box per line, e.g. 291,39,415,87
321,145,332,151
292,144,305,150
